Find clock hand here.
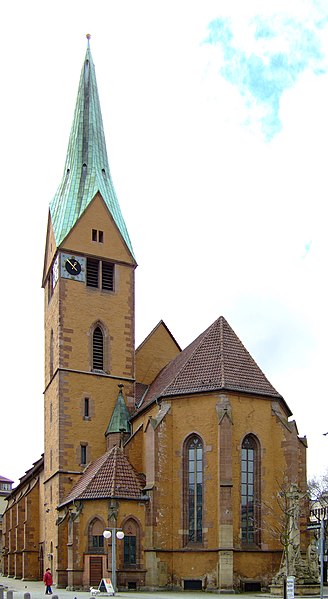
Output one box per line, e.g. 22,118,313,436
67,259,78,271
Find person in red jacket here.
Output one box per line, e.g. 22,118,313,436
43,568,53,595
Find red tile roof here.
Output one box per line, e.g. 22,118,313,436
135,382,148,405
135,316,288,414
59,446,146,507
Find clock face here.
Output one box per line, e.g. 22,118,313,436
61,253,86,282
65,258,81,276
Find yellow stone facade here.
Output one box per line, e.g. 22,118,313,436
126,388,307,590
2,182,308,590
2,45,308,592
42,193,136,587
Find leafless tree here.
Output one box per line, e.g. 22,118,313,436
308,469,328,504
260,479,310,582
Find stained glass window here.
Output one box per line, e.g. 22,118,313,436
241,435,260,545
187,437,203,543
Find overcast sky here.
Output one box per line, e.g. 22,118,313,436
1,0,327,486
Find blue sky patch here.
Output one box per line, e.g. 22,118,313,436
204,13,327,139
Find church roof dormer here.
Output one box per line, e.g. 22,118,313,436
49,35,134,258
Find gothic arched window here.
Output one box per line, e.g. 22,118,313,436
92,326,104,370
88,518,105,553
123,518,139,567
184,435,203,544
241,434,261,546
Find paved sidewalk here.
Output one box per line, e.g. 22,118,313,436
1,575,328,599
0,576,259,599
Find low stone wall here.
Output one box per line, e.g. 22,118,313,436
270,583,320,596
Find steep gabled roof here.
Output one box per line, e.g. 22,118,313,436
3,455,44,504
49,38,134,258
136,320,182,386
59,446,146,507
135,316,290,415
136,320,181,353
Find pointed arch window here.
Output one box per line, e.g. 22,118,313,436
184,435,203,544
88,518,105,553
93,327,104,370
241,434,261,546
123,518,139,567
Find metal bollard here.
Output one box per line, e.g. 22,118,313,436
24,593,31,599
7,591,14,599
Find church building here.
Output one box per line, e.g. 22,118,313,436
2,40,308,592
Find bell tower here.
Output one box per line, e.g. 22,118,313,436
42,37,136,583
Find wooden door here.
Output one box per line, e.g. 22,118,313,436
89,556,103,587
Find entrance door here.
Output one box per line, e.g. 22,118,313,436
89,556,103,587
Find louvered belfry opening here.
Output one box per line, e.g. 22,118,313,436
87,258,114,290
87,258,99,287
102,261,114,290
93,326,104,370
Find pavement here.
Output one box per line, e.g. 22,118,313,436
1,576,328,599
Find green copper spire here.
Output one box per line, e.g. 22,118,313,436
105,386,131,435
50,38,134,257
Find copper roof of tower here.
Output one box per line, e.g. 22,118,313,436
59,446,146,507
49,39,134,257
135,316,290,415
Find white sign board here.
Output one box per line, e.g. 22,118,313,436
98,578,114,595
286,576,295,599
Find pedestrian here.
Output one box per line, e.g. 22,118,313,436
43,568,53,595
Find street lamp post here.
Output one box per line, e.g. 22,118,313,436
103,528,124,594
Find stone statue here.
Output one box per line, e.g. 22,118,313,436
307,538,319,581
272,484,319,586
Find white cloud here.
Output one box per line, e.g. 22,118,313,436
204,9,328,138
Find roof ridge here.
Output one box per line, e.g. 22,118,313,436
68,448,113,500
111,446,119,494
134,315,285,414
59,445,147,507
157,319,216,397
219,316,225,387
136,320,182,353
120,448,146,491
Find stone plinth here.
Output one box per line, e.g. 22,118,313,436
270,583,320,596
